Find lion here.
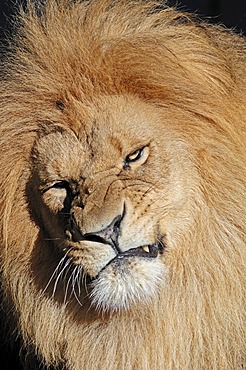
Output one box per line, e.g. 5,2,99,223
0,0,245,369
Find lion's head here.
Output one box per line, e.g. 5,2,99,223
31,97,171,312
0,1,245,369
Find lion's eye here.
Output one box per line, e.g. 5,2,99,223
43,180,70,193
41,180,71,213
51,181,70,190
124,146,149,168
126,148,143,162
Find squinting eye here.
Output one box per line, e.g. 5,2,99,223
42,180,70,194
126,148,144,163
51,181,70,190
41,180,71,213
124,146,149,168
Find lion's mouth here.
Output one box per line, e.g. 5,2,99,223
116,243,162,259
88,241,166,312
62,231,166,310
73,229,164,259
65,216,164,279
95,242,164,278
83,231,164,260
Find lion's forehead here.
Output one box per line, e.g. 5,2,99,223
33,98,164,181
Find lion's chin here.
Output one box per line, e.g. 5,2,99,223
89,257,167,312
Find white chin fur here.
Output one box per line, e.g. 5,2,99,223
89,258,167,312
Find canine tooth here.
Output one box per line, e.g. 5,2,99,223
142,245,150,253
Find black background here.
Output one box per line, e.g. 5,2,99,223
0,0,246,39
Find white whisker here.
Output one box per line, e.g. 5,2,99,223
42,248,72,296
64,266,75,303
76,266,83,296
52,257,72,299
63,270,72,305
71,266,84,307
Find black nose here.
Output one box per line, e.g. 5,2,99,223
83,214,122,251
67,204,126,248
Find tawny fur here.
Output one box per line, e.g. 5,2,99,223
0,1,245,369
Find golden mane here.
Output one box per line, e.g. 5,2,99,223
0,1,245,369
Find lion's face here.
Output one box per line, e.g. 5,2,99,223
30,95,195,311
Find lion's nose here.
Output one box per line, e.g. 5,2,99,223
83,214,122,252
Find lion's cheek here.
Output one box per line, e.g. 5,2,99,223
89,257,167,312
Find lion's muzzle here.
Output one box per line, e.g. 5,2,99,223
64,206,164,280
